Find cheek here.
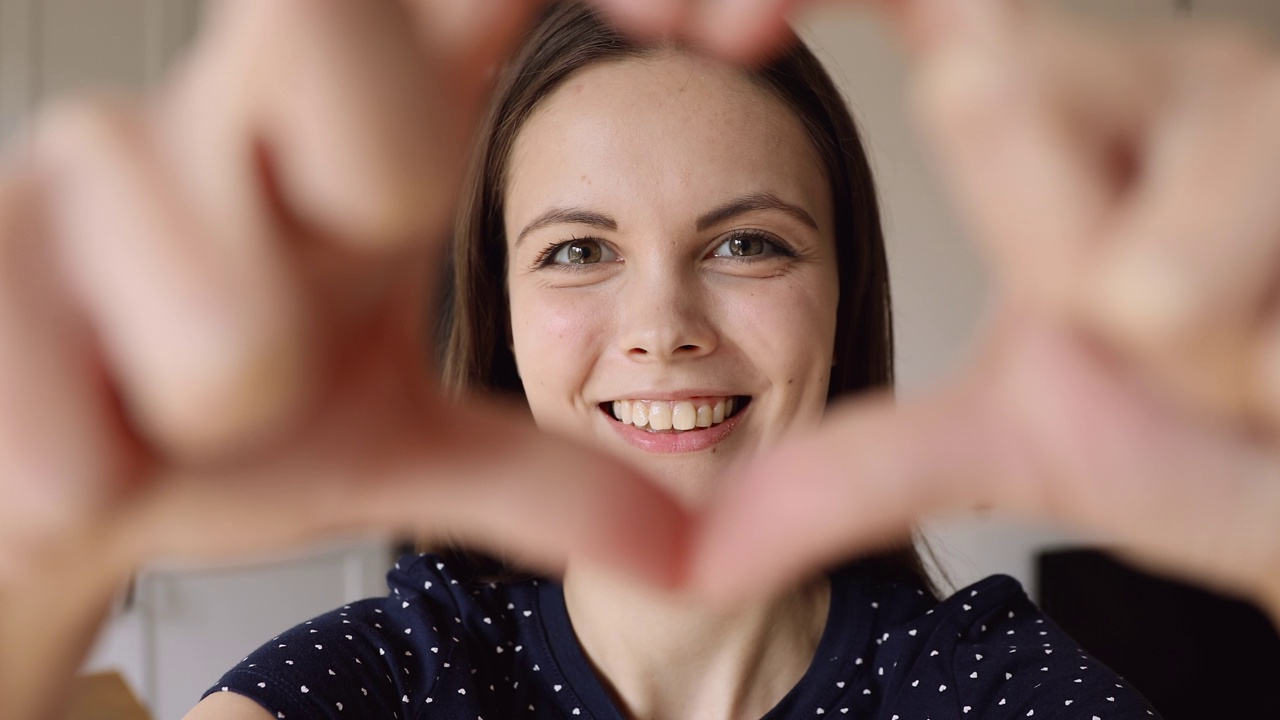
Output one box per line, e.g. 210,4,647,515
723,270,839,410
509,287,610,408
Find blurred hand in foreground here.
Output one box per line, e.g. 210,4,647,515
675,0,1280,623
0,0,688,593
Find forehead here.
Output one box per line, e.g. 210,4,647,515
505,51,832,234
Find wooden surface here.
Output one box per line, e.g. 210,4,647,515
67,672,152,720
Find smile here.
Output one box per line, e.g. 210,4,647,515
602,396,750,432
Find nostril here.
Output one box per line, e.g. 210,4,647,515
677,344,698,352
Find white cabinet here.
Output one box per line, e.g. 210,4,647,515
84,540,396,720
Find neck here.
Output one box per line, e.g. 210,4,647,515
562,560,830,720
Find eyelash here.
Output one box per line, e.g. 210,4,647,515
532,230,799,269
532,235,605,269
714,229,800,261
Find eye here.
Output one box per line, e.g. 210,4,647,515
710,230,794,259
541,238,619,266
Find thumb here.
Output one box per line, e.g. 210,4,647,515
688,380,1005,604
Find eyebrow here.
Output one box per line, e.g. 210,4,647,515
695,192,819,233
514,192,818,247
516,208,617,247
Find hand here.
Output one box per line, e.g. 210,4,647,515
0,0,686,591
684,0,1280,623
2,3,694,717
692,312,1280,621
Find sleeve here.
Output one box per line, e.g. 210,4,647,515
948,577,1163,719
201,555,463,720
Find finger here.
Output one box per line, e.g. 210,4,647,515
33,97,311,462
988,322,1280,608
0,170,120,579
407,0,545,86
181,0,461,251
590,0,691,41
691,0,801,63
1085,39,1280,418
910,7,1151,310
688,381,1007,604
122,264,689,587
690,319,1280,609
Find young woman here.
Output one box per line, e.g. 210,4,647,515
187,3,1161,718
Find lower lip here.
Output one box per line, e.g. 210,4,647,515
604,404,748,453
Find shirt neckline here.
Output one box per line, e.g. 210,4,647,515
533,570,866,719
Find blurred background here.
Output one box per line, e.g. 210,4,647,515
2,1,1278,717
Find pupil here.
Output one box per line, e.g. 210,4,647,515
568,242,596,264
731,236,761,256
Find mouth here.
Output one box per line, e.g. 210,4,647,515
599,396,752,433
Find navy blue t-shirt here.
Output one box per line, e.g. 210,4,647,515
205,553,1162,718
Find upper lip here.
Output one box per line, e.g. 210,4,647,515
598,390,747,402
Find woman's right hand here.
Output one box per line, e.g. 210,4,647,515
0,0,686,590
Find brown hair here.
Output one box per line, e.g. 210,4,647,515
437,1,938,596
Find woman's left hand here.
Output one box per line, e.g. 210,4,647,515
672,0,1280,623
691,311,1280,622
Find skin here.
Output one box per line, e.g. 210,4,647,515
505,52,839,506
505,52,838,719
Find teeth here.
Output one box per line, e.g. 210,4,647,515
672,401,696,431
610,397,744,433
633,402,649,428
648,401,673,431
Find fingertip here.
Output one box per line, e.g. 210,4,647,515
690,0,796,66
593,0,690,42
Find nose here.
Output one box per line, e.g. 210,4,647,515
615,266,717,362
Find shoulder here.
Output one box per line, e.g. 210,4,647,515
870,575,1163,719
201,553,523,719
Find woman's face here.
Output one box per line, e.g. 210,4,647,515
505,51,839,506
